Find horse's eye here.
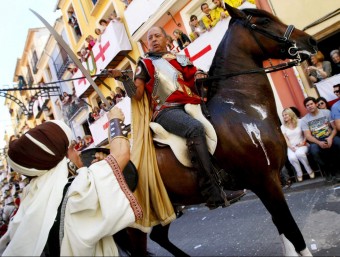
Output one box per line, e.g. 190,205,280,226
258,18,271,26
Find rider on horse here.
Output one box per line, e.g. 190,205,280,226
109,26,245,209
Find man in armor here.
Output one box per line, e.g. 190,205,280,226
109,27,245,209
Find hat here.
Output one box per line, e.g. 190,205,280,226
7,120,72,177
2,120,72,256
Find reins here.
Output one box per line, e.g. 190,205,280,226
196,59,299,83
196,14,301,83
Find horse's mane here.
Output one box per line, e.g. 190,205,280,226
207,7,281,98
241,8,281,22
209,7,281,77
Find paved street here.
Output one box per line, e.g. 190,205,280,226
147,178,340,256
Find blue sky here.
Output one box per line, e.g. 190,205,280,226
0,1,61,148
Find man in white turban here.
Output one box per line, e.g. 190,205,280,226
0,107,142,256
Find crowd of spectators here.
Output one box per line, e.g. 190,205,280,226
306,47,340,84
93,11,121,44
281,82,340,186
88,87,126,125
164,0,255,53
72,135,94,151
71,10,122,64
0,169,28,238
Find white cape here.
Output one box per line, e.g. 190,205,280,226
61,159,140,256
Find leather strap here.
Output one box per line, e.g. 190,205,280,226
116,75,137,98
109,118,124,141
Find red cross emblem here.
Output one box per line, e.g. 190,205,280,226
78,73,86,85
184,45,212,62
95,41,110,62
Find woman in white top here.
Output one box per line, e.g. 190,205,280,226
281,108,315,182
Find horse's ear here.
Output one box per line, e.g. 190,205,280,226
225,3,247,19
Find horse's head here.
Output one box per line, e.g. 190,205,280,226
224,4,317,62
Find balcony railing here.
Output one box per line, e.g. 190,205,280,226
26,77,34,87
72,21,132,98
62,99,87,120
54,51,73,80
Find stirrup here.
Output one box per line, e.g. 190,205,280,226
205,188,230,210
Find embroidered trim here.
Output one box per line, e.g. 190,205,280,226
105,155,143,220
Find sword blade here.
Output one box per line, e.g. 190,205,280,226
30,9,111,108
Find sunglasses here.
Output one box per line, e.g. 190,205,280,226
334,90,340,94
191,17,197,22
317,102,325,107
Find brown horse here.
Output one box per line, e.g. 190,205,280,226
123,3,317,257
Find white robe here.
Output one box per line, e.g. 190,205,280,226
61,159,142,256
1,157,142,256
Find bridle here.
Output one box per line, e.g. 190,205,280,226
243,15,300,62
197,15,303,83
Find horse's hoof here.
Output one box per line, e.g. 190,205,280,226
206,199,230,210
225,189,246,204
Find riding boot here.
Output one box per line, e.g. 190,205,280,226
187,136,228,209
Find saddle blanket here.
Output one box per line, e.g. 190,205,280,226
150,104,217,167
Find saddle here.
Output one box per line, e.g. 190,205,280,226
150,103,217,167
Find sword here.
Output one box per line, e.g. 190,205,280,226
30,9,112,108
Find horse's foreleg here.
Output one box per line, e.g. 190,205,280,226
149,224,190,257
126,227,149,256
254,179,309,256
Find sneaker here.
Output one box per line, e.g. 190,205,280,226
309,172,315,179
297,176,303,182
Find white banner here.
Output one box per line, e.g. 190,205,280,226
73,22,132,97
179,19,230,72
315,74,340,102
89,97,131,145
125,0,166,36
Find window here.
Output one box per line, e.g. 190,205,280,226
67,6,82,39
26,66,34,87
46,65,52,81
31,50,39,74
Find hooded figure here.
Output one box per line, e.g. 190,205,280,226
0,117,142,256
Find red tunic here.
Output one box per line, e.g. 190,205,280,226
137,55,201,113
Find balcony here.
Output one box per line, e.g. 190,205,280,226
72,21,132,98
89,97,131,146
124,0,188,41
178,19,230,72
63,99,88,120
55,53,73,80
